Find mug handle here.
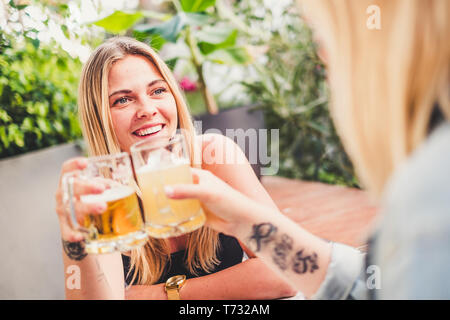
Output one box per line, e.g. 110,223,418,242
62,172,89,235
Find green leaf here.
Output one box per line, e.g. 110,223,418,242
164,58,179,71
207,47,252,65
14,133,24,147
21,117,33,131
10,1,28,10
184,12,212,26
141,10,173,21
0,109,12,123
93,11,144,34
0,126,8,148
134,14,185,43
53,120,64,133
36,118,51,134
132,30,166,51
181,0,216,12
36,102,48,117
8,123,24,147
30,38,40,49
197,28,237,55
61,25,70,39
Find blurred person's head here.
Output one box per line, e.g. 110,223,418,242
77,37,219,285
299,0,449,198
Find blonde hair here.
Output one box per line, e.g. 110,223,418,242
299,0,450,198
78,37,220,285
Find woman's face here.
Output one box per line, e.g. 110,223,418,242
107,54,177,152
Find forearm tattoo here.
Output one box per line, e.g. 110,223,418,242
62,239,87,261
273,234,293,270
292,250,319,274
248,222,278,251
247,223,319,274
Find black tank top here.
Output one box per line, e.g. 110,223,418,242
122,233,244,285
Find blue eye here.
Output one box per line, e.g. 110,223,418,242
114,97,130,106
153,88,166,95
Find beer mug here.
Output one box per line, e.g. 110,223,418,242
62,153,148,254
130,133,206,238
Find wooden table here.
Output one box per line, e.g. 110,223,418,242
261,176,379,248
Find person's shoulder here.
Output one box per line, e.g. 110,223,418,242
375,124,450,298
381,123,450,227
195,133,243,165
195,133,237,151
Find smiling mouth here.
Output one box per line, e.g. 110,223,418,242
133,124,165,137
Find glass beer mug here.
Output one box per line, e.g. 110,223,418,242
62,152,148,254
130,133,206,238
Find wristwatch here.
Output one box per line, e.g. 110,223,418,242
165,275,186,300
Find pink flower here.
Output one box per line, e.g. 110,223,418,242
179,77,198,92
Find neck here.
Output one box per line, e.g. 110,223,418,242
166,235,188,253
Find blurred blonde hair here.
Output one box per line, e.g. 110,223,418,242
78,37,219,285
299,0,450,198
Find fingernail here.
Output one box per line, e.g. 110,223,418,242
96,203,107,212
77,158,88,168
164,186,174,197
94,185,105,193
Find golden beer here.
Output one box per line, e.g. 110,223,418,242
136,162,205,238
80,185,147,253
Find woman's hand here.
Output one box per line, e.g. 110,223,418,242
164,168,264,236
55,157,107,242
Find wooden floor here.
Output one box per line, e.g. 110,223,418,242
261,176,379,248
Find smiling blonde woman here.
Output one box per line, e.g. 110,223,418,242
54,37,296,300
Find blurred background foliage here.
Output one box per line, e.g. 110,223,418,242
0,34,83,158
233,0,358,186
0,0,102,158
0,0,357,187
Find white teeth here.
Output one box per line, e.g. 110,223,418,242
135,125,163,136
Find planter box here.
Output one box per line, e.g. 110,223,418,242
194,105,267,179
0,142,83,299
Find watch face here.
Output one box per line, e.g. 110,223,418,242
167,275,186,288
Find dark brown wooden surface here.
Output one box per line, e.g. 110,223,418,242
261,176,379,248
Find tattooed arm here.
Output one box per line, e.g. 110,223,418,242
235,210,332,298
55,158,125,300
166,168,334,298
60,237,125,300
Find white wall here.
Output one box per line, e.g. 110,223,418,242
0,143,83,299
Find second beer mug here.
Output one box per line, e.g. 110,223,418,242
63,153,148,254
130,133,206,238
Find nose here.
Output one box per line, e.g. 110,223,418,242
135,97,158,119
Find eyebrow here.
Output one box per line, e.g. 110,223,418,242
108,79,167,98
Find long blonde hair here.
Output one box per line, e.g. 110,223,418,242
299,0,450,198
78,37,220,285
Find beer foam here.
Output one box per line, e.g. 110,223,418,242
137,152,189,174
80,185,134,204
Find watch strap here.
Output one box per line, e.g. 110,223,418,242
166,287,181,300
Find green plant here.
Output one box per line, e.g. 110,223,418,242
0,0,107,159
236,1,358,186
92,0,253,115
0,34,83,158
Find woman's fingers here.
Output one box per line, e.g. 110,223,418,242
55,157,109,239
59,222,85,242
190,167,214,183
58,158,88,188
71,178,106,198
164,167,215,199
164,184,205,200
73,200,107,225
